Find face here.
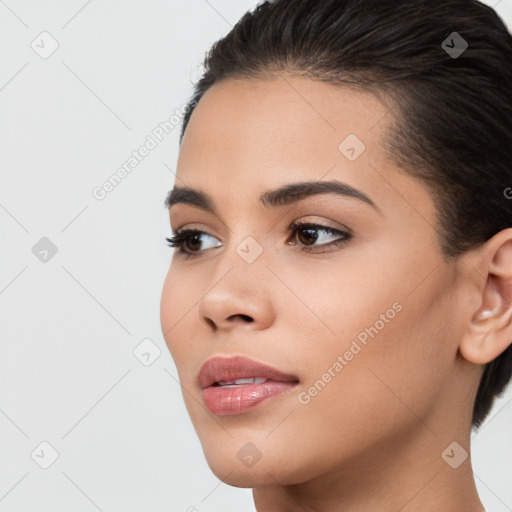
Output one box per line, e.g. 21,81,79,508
160,75,475,487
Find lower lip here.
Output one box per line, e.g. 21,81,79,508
202,381,299,415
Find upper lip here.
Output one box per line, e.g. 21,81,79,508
198,355,299,389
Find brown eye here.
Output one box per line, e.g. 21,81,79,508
296,226,320,245
289,221,352,253
166,229,221,258
182,232,203,252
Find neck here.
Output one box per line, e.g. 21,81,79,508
252,425,485,512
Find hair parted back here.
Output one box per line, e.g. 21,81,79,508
178,0,512,428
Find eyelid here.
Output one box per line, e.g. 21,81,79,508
288,215,352,235
171,222,222,238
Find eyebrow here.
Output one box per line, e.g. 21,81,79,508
164,180,381,215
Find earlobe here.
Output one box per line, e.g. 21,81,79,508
459,330,489,365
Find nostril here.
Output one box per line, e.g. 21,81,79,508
229,314,254,322
204,318,216,329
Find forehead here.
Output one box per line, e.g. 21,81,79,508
175,75,434,222
178,75,392,171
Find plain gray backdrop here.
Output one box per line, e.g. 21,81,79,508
1,1,511,510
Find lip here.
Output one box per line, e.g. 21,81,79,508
198,355,299,389
198,355,300,416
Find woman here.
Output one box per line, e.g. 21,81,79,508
160,0,512,510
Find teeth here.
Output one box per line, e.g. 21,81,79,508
218,377,268,386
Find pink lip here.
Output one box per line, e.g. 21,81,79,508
198,355,299,416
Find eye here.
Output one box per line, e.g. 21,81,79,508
166,229,221,259
287,220,352,253
165,220,353,259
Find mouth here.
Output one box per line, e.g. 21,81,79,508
211,377,271,387
198,355,300,415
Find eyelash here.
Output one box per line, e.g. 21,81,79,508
165,220,353,259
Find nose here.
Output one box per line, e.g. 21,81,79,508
198,268,276,332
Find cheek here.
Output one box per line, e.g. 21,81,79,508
248,292,454,484
160,268,176,349
160,265,201,364
273,255,454,434
270,253,406,359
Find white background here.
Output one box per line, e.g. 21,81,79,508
1,1,511,510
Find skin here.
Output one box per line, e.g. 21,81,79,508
160,74,512,512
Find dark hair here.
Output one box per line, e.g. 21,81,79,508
178,0,512,428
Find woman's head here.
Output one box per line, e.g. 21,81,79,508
161,0,512,492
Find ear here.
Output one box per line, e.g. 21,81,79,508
459,228,512,365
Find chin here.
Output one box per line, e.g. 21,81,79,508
200,438,323,488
